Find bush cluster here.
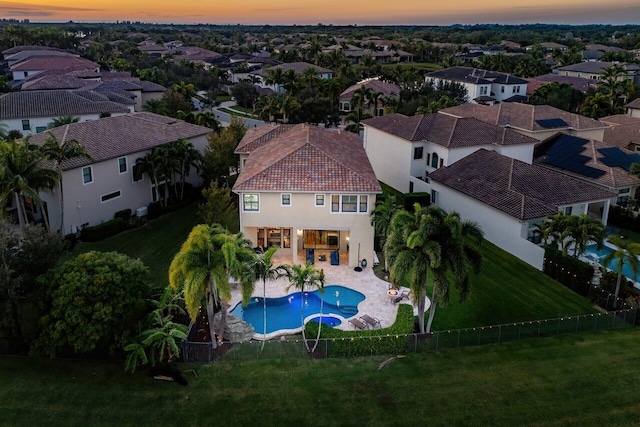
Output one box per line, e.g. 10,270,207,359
608,205,640,233
80,218,125,242
403,192,431,211
304,304,415,357
543,247,594,297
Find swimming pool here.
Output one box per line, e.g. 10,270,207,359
585,244,640,282
230,285,364,335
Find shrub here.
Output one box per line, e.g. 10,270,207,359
81,218,125,242
304,304,415,357
543,246,593,297
126,216,147,229
114,209,132,222
63,233,77,250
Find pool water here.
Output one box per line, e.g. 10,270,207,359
230,285,364,334
585,244,640,282
309,315,342,327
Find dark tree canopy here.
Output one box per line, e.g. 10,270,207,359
34,251,151,357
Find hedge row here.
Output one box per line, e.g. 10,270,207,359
608,205,640,233
543,246,594,297
80,218,125,242
304,304,415,357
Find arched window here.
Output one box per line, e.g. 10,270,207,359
431,153,439,168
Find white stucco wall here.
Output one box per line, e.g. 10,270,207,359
237,191,376,267
363,126,412,192
629,108,640,119
430,181,546,270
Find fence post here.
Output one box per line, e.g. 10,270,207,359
575,316,580,333
594,313,599,330
498,325,501,343
537,321,541,337
457,330,461,348
517,323,521,340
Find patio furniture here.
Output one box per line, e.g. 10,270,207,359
306,249,315,264
318,254,327,262
330,250,339,265
400,290,410,300
348,318,367,330
392,296,403,304
360,314,381,329
387,288,400,303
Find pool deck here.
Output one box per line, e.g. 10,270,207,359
227,255,430,340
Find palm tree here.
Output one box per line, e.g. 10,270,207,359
172,81,196,99
540,212,571,253
47,115,79,129
264,67,286,93
277,94,301,124
135,153,161,205
385,204,483,333
196,111,221,133
370,195,399,273
0,139,59,229
344,108,373,133
254,95,279,123
38,132,92,234
599,64,627,108
564,215,606,259
166,139,202,200
242,247,290,348
169,224,255,348
581,92,613,119
351,85,374,110
602,235,640,307
143,99,168,115
287,262,325,353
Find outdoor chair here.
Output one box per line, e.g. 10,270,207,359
392,296,403,304
400,290,410,300
360,314,381,329
348,317,367,330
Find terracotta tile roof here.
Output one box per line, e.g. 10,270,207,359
3,45,67,56
599,115,640,150
526,73,598,94
252,62,333,77
233,124,381,193
235,124,297,154
21,74,87,90
557,61,640,74
27,113,211,171
362,113,538,148
10,56,98,72
534,133,640,189
430,149,615,221
0,90,130,119
440,103,607,132
339,78,400,101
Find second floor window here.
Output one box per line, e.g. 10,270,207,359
22,120,30,131
118,157,127,173
243,194,259,211
82,166,93,184
413,147,424,159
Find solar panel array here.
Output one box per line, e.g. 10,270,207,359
597,147,640,171
540,135,605,179
536,118,569,129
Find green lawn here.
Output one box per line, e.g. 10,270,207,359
218,107,256,118
2,328,640,426
431,241,597,330
71,204,201,289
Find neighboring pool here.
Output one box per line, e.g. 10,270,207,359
585,244,640,282
230,285,364,335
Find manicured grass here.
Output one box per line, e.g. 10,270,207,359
610,227,640,245
71,204,201,289
215,95,231,103
218,107,256,118
430,240,597,330
2,328,640,426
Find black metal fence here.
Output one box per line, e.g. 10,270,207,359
181,306,636,362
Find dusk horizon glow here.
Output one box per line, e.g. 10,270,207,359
1,0,639,26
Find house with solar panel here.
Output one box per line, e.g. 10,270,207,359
439,103,609,142
361,113,539,194
233,124,381,268
429,149,615,269
534,134,640,209
424,67,528,105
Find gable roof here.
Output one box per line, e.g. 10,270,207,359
235,124,297,154
339,78,400,101
425,66,528,85
27,113,211,171
526,73,597,94
557,61,640,74
10,56,98,72
439,103,607,133
533,133,640,189
430,149,614,221
252,62,333,77
233,124,381,193
362,113,538,148
0,90,130,119
627,98,640,110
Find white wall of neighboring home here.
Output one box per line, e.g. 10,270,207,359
140,91,164,111
237,191,376,267
430,181,546,270
42,134,208,235
629,107,640,119
1,110,132,134
363,126,412,193
493,83,527,102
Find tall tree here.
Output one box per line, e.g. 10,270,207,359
564,215,606,259
47,115,79,129
169,224,254,348
243,247,290,348
370,195,400,273
386,204,483,333
602,235,640,307
287,263,325,353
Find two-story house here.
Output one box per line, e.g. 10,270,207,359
26,113,211,235
339,78,400,116
362,113,538,194
248,62,333,94
429,149,614,269
233,124,381,268
424,67,528,104
556,61,640,84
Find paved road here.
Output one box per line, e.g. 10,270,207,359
212,101,267,128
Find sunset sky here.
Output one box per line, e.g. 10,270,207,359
1,0,639,25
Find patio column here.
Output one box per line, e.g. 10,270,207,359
602,199,611,225
292,228,300,265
